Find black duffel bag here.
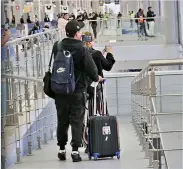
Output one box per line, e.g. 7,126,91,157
43,41,58,99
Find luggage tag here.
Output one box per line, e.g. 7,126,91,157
102,126,111,135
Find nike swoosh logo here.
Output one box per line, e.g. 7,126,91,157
57,67,65,73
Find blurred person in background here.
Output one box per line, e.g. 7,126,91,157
1,27,15,72
147,7,156,36
58,13,69,30
103,12,109,28
130,11,135,28
70,13,76,20
76,14,85,29
12,15,15,24
83,12,88,20
27,16,32,23
117,12,122,28
138,9,147,39
99,12,103,28
29,22,40,34
20,16,24,24
90,12,98,39
6,17,10,25
35,15,39,23
44,14,50,22
1,29,10,47
135,9,148,39
77,13,84,21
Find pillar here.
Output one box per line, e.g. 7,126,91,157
38,0,45,21
55,0,60,15
33,0,41,20
127,1,136,13
163,1,178,44
120,0,128,16
14,0,24,24
1,1,6,25
143,0,149,12
178,0,183,46
150,0,160,16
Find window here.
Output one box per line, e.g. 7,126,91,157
105,0,111,4
114,0,119,5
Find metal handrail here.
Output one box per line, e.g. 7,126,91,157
148,59,183,66
132,59,183,82
131,59,183,169
6,28,60,45
2,74,43,83
150,97,169,169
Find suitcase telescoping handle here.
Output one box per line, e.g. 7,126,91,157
93,78,107,116
103,79,107,115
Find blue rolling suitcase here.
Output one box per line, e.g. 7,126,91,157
88,80,120,160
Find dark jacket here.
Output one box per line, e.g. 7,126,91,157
87,49,115,97
90,15,97,25
28,25,40,35
20,18,24,24
147,11,156,22
53,38,99,92
44,17,50,22
91,49,115,77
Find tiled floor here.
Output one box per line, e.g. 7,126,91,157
9,116,149,169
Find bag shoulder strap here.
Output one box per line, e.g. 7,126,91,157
48,41,58,71
57,41,63,51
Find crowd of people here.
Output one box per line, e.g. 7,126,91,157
5,11,113,39
4,6,156,41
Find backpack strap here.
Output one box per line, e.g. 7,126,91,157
48,41,58,71
57,41,63,52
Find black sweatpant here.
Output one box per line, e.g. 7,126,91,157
91,24,97,39
55,92,87,149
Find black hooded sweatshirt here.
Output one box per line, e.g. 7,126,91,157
90,49,115,77
52,38,99,93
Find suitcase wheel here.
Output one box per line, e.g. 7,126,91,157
88,153,91,160
93,153,99,161
116,152,120,159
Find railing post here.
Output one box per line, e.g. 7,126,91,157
150,71,156,96
1,123,6,169
149,150,153,167
50,128,54,140
144,141,149,158
37,136,41,149
153,160,159,169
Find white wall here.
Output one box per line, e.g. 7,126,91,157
103,3,120,14
105,71,183,116
94,44,181,62
178,0,183,46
